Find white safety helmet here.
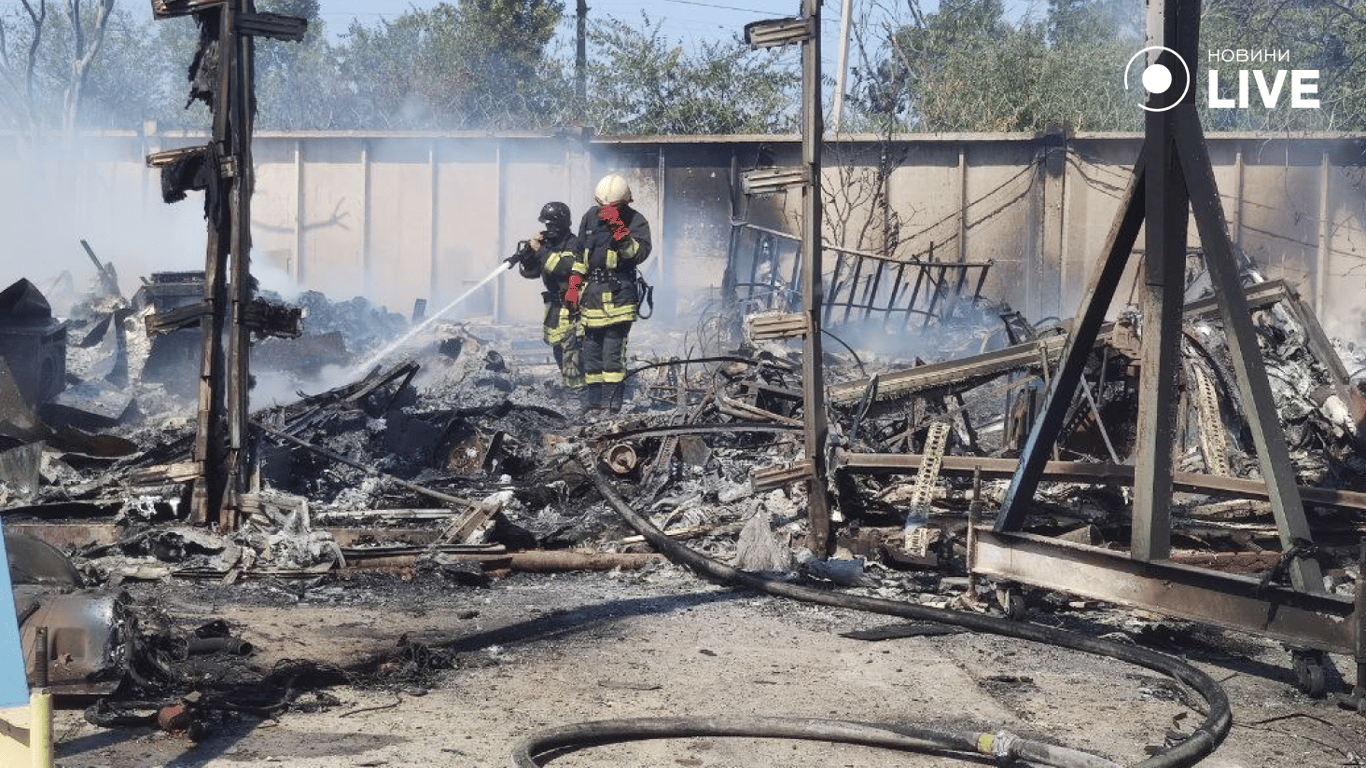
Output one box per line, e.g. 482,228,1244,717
594,173,633,206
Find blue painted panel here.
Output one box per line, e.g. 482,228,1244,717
0,521,30,707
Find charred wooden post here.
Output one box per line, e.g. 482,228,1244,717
147,0,305,529
744,0,833,555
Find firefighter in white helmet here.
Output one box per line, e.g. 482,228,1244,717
576,173,651,415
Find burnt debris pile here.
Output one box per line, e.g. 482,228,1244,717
3,258,1365,737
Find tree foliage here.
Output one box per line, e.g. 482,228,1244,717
583,12,797,135
845,0,1141,133
4,0,1366,135
336,0,568,130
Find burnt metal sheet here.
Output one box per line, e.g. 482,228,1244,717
41,380,134,429
970,528,1356,654
0,442,41,496
5,534,82,586
16,590,122,694
0,279,67,406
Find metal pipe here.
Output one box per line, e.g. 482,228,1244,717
33,626,48,688
1355,539,1365,698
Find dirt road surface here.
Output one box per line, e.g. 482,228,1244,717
51,566,1365,768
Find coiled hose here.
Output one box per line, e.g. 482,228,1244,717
510,460,1233,768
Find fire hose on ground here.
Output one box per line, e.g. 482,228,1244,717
509,455,1234,768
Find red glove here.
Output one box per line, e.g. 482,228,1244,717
564,274,583,310
598,205,630,243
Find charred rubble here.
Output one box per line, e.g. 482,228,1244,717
2,250,1364,736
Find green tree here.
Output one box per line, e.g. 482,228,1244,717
250,0,349,130
846,0,1140,133
582,12,797,135
338,0,566,130
1201,0,1366,131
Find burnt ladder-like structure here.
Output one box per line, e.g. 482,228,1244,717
147,0,305,529
977,0,1362,700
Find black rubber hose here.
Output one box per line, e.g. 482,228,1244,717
512,716,1122,768
584,461,1231,768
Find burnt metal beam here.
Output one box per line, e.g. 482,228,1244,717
1131,0,1193,560
993,156,1146,532
970,528,1355,654
833,451,1366,515
1173,105,1323,593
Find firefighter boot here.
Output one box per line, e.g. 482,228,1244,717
581,383,603,415
606,382,625,414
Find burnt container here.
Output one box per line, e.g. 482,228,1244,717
0,279,68,405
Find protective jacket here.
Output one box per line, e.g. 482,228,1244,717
577,205,651,329
520,229,585,345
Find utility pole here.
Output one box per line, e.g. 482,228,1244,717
799,0,831,555
576,0,588,101
832,0,854,134
744,0,832,556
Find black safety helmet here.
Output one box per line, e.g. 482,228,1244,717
539,201,571,235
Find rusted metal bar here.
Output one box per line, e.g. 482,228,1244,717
34,625,49,688
969,262,990,306
970,528,1356,654
841,251,864,323
920,265,949,328
823,252,846,325
882,262,907,328
1354,539,1365,703
902,243,931,329
862,260,886,319
1174,104,1323,593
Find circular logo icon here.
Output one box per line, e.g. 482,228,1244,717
1124,46,1190,112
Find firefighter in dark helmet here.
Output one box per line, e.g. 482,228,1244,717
577,173,651,414
518,201,586,391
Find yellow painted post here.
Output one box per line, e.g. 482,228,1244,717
30,689,52,768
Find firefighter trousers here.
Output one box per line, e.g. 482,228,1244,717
582,322,630,386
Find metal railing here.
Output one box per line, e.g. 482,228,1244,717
723,221,993,329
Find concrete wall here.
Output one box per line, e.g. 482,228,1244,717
6,129,1366,339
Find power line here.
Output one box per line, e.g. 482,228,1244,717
659,0,775,14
